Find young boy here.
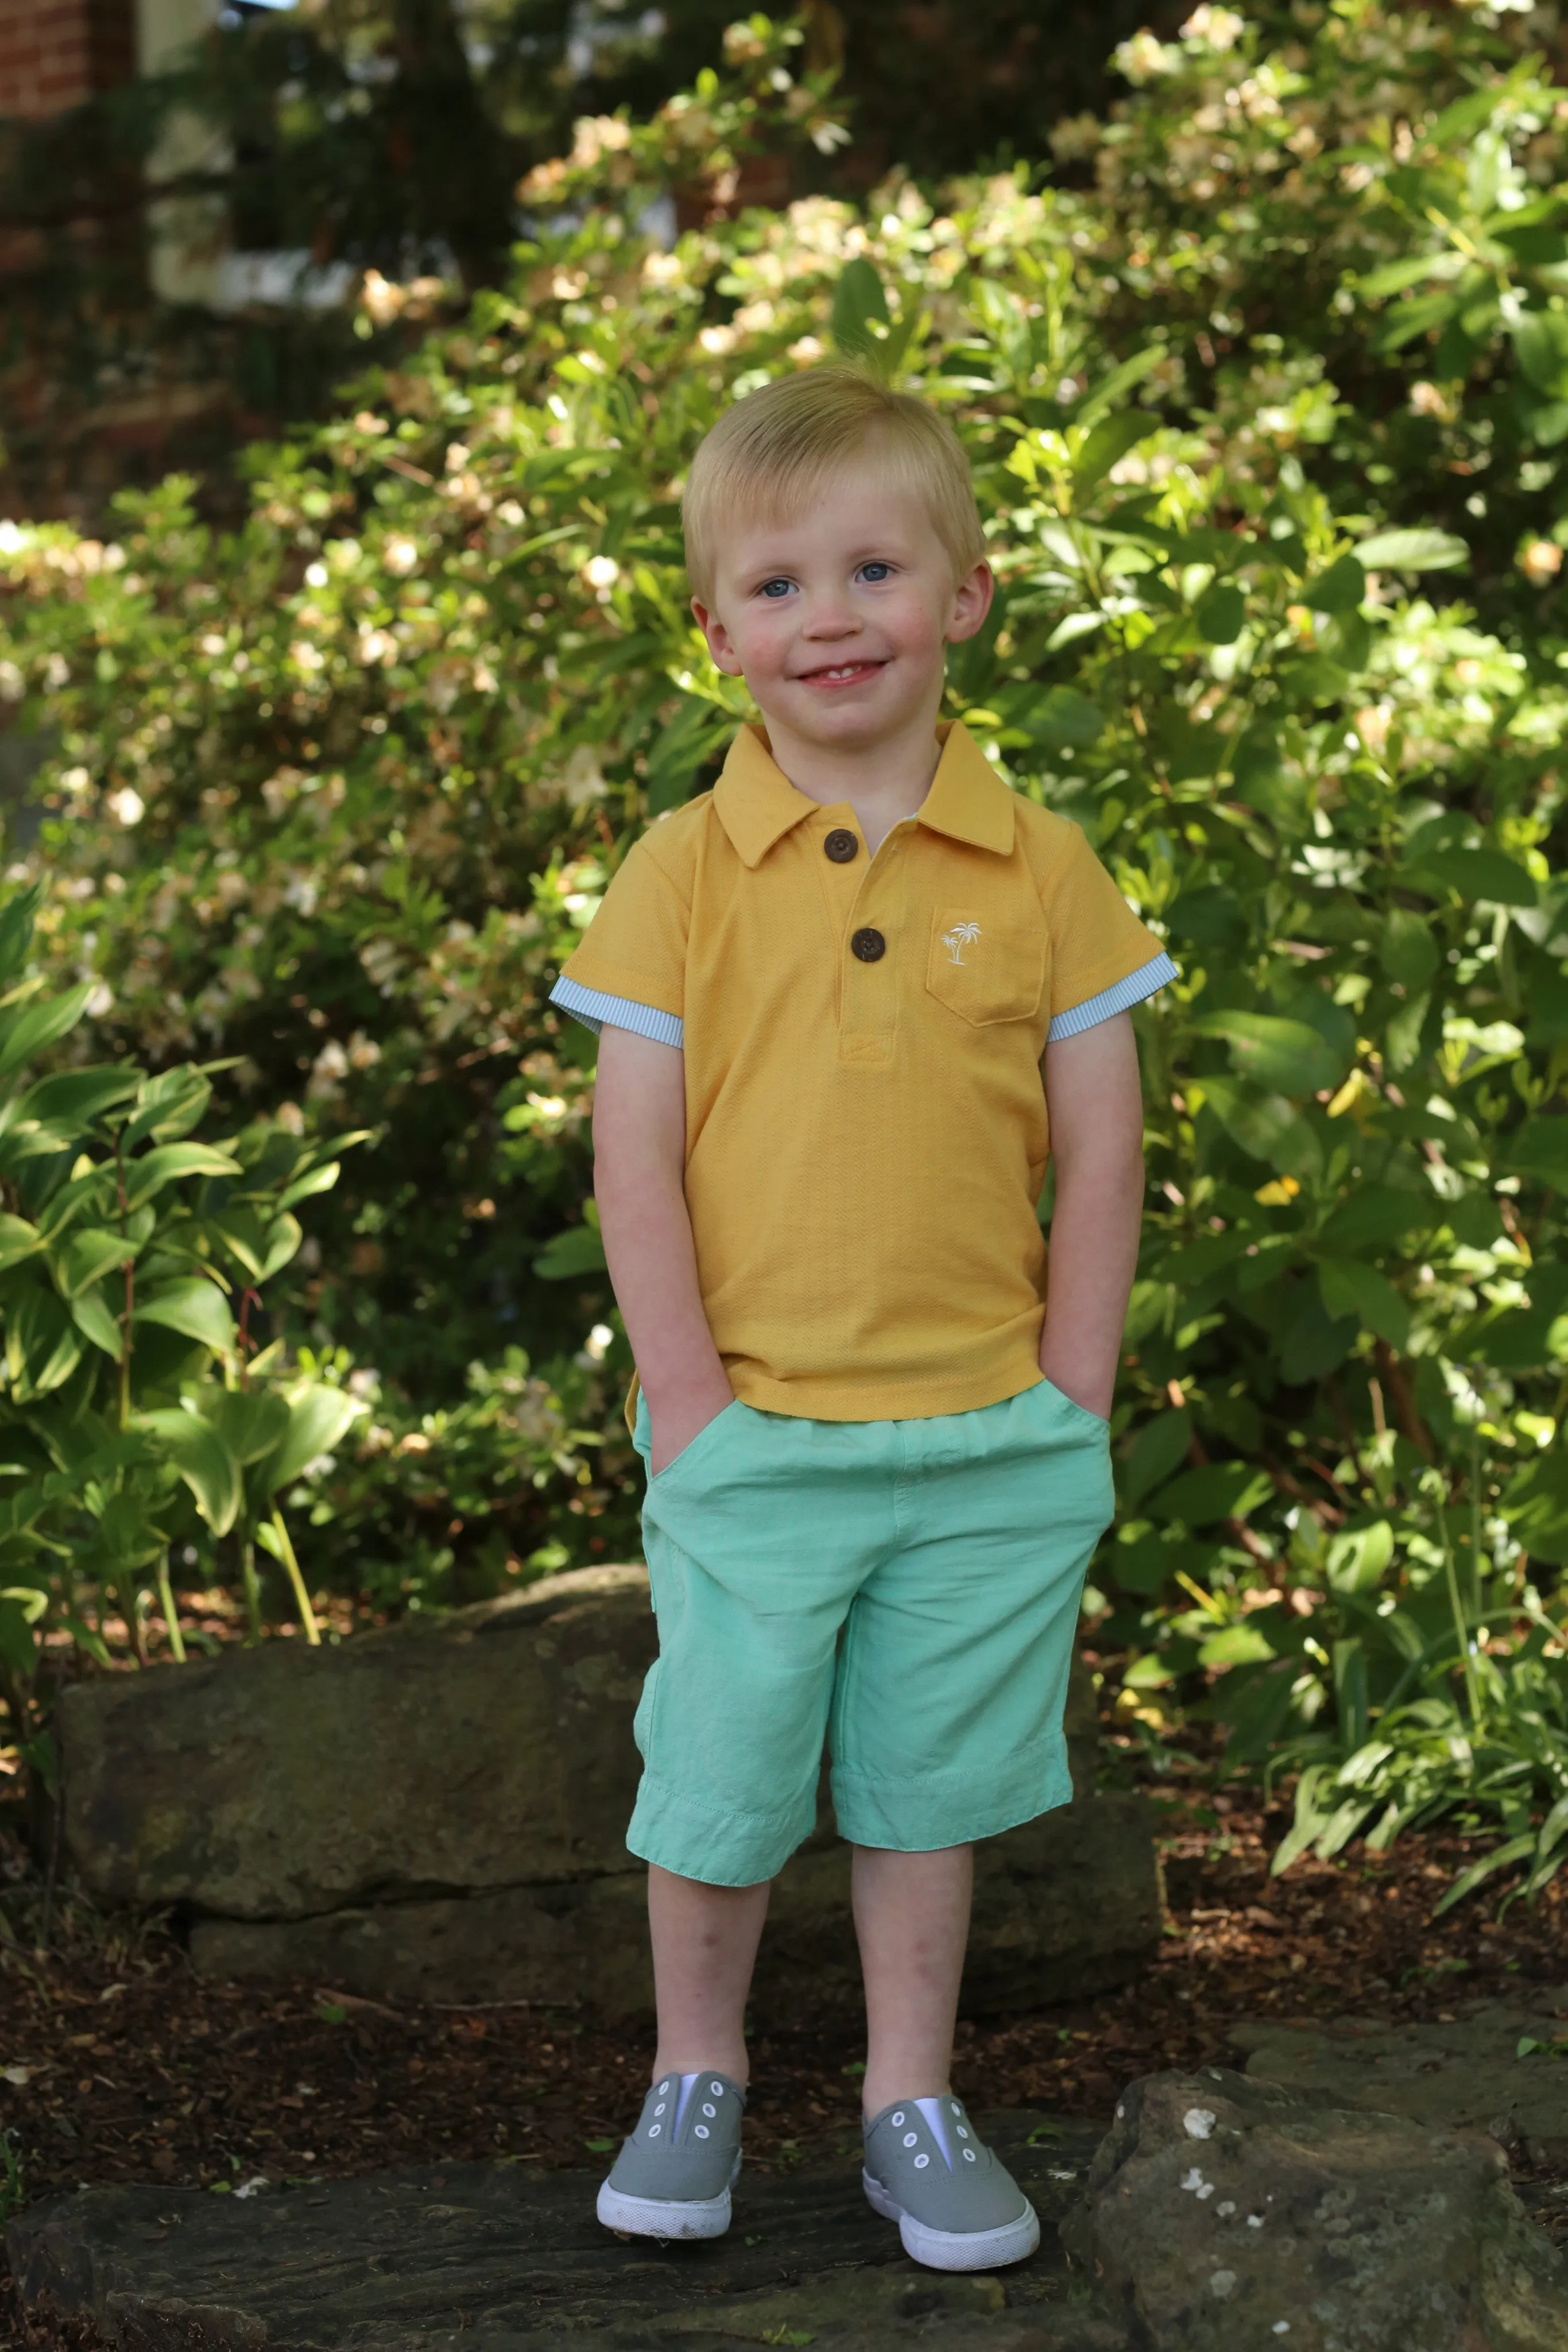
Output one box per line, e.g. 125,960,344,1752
549,365,1173,2273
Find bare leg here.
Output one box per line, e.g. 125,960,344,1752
852,1843,974,2118
648,1862,772,2087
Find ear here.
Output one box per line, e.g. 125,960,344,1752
944,560,994,646
692,594,745,676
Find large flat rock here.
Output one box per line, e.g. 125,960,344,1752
59,1564,1159,2020
1235,1986,1568,2168
7,2111,1120,2352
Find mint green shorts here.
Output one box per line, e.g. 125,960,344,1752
628,1379,1113,1887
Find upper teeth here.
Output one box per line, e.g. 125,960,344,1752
820,666,861,678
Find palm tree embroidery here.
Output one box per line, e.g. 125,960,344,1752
941,920,982,966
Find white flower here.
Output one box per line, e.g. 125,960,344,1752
383,537,420,577
583,555,621,591
106,787,145,827
304,562,329,588
1181,4,1245,47
1115,29,1175,81
59,765,91,795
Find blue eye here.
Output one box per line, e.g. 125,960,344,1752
758,577,794,598
860,562,892,582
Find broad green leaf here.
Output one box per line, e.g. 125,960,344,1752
121,1065,215,1150
202,1387,291,1466
0,885,41,989
0,1595,37,1675
1356,528,1469,572
1278,1289,1357,1383
1194,583,1245,644
1318,1258,1411,1349
1432,1833,1537,1917
1303,555,1366,613
1025,687,1104,748
1401,846,1538,907
0,1214,41,1273
277,1161,342,1211
535,1222,609,1279
260,1385,365,1491
1199,1623,1277,1671
1380,906,1440,989
1073,345,1164,430
830,257,891,361
0,982,94,1079
5,1287,82,1399
1201,1076,1322,1177
19,1068,140,1130
1325,1520,1395,1595
55,1225,132,1298
69,1283,124,1360
1120,1407,1193,1506
1504,1118,1568,1179
1154,1462,1273,1526
1192,1011,1347,1094
1511,308,1568,398
137,1409,243,1537
134,1277,236,1354
122,1142,242,1212
1074,411,1160,493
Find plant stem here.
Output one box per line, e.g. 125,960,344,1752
268,1508,320,1645
239,1535,263,1646
156,1561,187,1664
1439,1504,1482,1732
119,1575,148,1668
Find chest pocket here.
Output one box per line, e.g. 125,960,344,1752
926,906,1046,1027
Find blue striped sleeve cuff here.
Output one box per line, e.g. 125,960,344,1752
1047,951,1178,1042
550,976,684,1049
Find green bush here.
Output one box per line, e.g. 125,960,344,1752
3,3,1568,1896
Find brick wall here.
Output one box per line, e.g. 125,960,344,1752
0,0,135,117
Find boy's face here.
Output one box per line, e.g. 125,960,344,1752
691,462,992,757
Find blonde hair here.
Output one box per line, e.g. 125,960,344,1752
682,365,985,604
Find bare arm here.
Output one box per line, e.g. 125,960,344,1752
1038,1013,1145,1421
592,1024,733,1475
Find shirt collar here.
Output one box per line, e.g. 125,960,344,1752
711,719,1015,869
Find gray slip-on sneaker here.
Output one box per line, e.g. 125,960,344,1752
597,2069,745,2240
862,2094,1039,2272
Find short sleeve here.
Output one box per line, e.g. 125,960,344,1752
550,839,689,1046
1041,826,1177,1039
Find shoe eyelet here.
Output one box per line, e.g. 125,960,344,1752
695,2125,710,2139
957,2126,968,2140
891,2111,904,2127
902,2132,917,2148
950,2101,961,2115
964,2149,977,2163
658,2081,670,2095
648,2124,661,2137
654,2103,666,2116
914,2153,930,2169
702,2102,716,2117
710,2081,724,2096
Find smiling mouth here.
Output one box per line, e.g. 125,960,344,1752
795,659,887,686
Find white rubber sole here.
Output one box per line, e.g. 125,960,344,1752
597,2154,741,2241
862,2167,1040,2272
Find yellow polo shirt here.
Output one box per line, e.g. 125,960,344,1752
552,721,1172,1422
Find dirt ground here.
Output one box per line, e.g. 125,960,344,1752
2,1763,1565,2347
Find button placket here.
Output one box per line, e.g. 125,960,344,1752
838,824,907,1064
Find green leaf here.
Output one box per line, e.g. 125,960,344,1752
1025,686,1104,748
1325,1520,1395,1595
0,886,41,989
1155,1463,1273,1526
1073,345,1164,431
1317,1259,1411,1350
69,1283,124,1360
121,1065,214,1150
137,1409,243,1537
1356,528,1469,572
0,1595,38,1676
18,1068,140,1130
1303,555,1366,614
1278,1289,1357,1383
1511,308,1568,398
134,1278,236,1355
0,982,94,1079
1074,411,1160,494
122,1143,243,1212
534,1223,609,1279
201,1387,291,1467
0,1214,41,1274
1194,583,1245,644
1192,1012,1348,1094
1201,1077,1322,1178
1431,1833,1537,1917
277,1161,342,1212
1120,1408,1193,1506
55,1226,131,1298
1401,846,1538,907
1198,1623,1277,1670
5,1287,82,1399
830,257,891,361
260,1384,365,1492
1504,1118,1568,1179
1380,907,1440,990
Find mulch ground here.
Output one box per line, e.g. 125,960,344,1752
2,1757,1565,2348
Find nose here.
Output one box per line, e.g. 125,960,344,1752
800,592,861,639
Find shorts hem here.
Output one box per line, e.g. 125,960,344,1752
830,1742,1077,1851
626,1774,814,1888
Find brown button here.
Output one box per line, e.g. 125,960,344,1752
851,927,886,963
824,827,859,863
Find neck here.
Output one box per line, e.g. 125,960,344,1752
761,698,946,854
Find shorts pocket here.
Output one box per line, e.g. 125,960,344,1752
652,1398,746,1485
1032,1376,1110,1438
926,907,1046,1027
